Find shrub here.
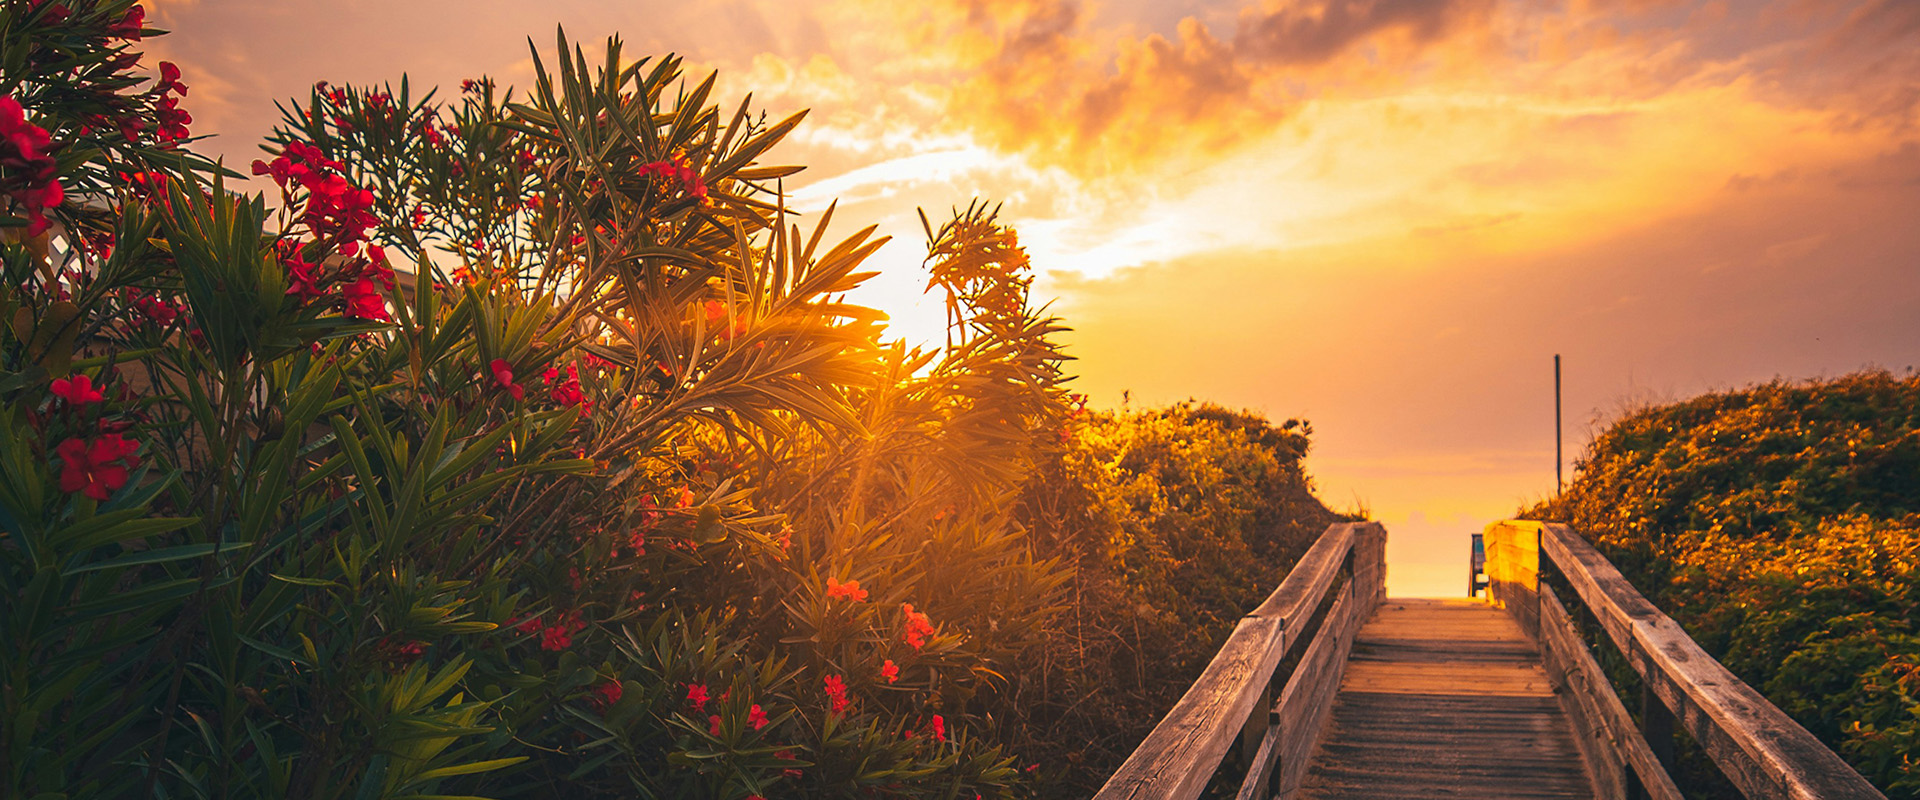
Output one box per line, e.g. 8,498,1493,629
1527,371,1920,798
1,9,1343,798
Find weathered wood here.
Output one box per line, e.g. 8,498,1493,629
1093,523,1374,800
1238,579,1361,800
1484,521,1541,637
1531,522,1888,800
1296,599,1595,800
1538,584,1684,800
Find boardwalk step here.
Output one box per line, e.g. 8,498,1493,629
1297,598,1596,800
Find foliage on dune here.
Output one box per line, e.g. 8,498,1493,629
1527,371,1920,798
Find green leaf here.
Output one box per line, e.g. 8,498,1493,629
65,541,249,574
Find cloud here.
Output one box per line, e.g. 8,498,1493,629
1233,0,1494,67
939,0,1502,175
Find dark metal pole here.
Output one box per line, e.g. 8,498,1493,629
1555,355,1563,494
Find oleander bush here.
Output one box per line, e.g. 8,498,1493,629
1527,371,1920,799
0,6,1340,798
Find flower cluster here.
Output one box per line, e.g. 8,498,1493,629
685,683,710,713
372,635,426,671
823,673,850,715
1,96,64,236
254,141,394,320
825,577,867,602
151,61,191,144
514,610,586,651
901,603,936,650
253,141,380,256
56,433,140,501
543,363,590,412
636,154,708,204
881,659,899,684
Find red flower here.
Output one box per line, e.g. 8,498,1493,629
823,674,850,715
108,4,145,39
132,292,180,326
701,300,748,339
55,434,140,501
342,278,389,321
686,683,710,713
489,359,524,401
373,635,425,671
545,363,591,413
540,624,571,651
881,659,899,684
50,374,104,406
155,61,188,97
748,703,770,731
1,95,62,236
707,714,723,735
929,714,947,743
592,679,622,712
901,603,936,650
825,577,868,602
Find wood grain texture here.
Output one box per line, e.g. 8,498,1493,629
1296,599,1597,800
1531,523,1888,800
1538,585,1684,800
1239,580,1364,800
1484,521,1541,637
1093,522,1386,800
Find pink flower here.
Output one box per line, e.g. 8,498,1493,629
50,374,103,406
930,714,947,743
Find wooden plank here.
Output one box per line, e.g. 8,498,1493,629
1483,521,1541,637
1296,599,1595,800
1240,523,1387,800
1265,582,1359,798
1539,585,1684,800
1535,522,1887,800
1238,582,1353,800
1093,523,1360,800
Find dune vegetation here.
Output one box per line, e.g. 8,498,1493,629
1527,371,1920,799
0,8,1340,798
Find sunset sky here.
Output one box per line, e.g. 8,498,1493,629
147,0,1920,595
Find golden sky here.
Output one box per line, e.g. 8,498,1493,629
150,0,1920,595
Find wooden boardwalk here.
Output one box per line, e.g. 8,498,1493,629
1298,598,1595,799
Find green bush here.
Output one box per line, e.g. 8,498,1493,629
1,9,1342,798
1527,371,1920,798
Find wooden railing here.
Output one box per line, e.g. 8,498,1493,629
1484,520,1887,800
1092,522,1387,800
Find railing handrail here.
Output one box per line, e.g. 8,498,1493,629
1092,521,1386,800
1488,520,1886,800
